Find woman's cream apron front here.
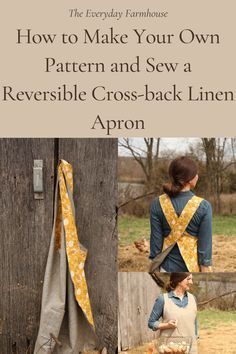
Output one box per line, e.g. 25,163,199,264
160,293,198,354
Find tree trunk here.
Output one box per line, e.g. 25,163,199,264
201,138,225,213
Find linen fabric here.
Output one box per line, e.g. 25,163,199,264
161,292,198,354
148,291,198,337
34,160,97,353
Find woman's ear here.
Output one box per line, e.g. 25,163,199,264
189,174,199,188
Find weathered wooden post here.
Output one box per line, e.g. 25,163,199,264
0,138,117,353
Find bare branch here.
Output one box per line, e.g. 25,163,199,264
118,190,157,209
155,138,161,161
198,290,236,306
222,161,236,171
118,138,149,179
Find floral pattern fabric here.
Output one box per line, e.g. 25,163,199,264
55,159,94,328
160,194,204,272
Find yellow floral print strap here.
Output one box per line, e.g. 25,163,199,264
160,193,204,272
159,194,178,228
56,159,94,328
177,234,199,272
159,194,203,237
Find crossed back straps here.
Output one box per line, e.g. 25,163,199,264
159,193,203,239
159,193,204,272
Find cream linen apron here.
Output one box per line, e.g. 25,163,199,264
160,292,198,354
34,160,97,353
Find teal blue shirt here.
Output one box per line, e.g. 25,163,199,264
149,191,212,271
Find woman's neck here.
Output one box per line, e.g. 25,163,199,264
180,185,191,192
174,286,185,299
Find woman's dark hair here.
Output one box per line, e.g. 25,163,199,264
166,272,190,292
163,156,198,197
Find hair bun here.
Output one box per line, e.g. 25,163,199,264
163,156,198,197
165,282,173,292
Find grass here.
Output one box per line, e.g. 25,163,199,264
212,215,236,236
198,309,236,330
119,216,150,246
119,215,236,246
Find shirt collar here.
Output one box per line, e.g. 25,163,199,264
168,290,188,299
177,190,194,197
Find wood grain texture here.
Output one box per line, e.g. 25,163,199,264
59,139,118,353
0,138,118,353
0,139,55,353
118,273,160,350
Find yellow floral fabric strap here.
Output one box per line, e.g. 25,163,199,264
55,159,94,328
160,194,203,239
160,194,204,272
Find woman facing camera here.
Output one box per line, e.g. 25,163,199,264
149,156,212,273
148,273,198,354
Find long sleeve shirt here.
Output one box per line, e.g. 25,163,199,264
148,291,198,336
149,190,212,272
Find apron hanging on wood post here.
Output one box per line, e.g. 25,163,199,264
34,160,97,353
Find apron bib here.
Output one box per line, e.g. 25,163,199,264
161,293,198,354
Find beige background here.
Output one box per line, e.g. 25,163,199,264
0,0,235,137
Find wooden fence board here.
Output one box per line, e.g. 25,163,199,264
118,273,130,350
118,273,160,351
